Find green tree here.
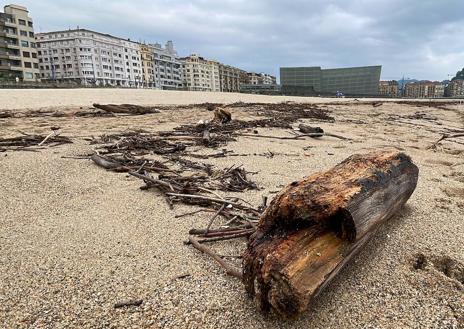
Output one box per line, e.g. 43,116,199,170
452,68,464,80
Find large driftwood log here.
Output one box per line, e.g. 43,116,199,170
243,150,419,317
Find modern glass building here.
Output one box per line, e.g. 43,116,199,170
280,65,381,96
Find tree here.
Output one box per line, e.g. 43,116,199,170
452,68,464,81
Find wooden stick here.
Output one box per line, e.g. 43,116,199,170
114,299,143,308
38,131,57,146
429,133,464,149
200,228,255,238
175,209,215,218
191,230,254,243
188,236,242,279
236,132,349,140
205,204,226,234
129,171,181,191
189,224,252,235
165,192,259,213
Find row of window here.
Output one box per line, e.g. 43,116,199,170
19,40,36,48
39,63,139,74
15,19,34,27
22,51,37,58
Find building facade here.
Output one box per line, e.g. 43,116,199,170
152,41,183,90
446,79,464,97
245,72,277,85
219,64,244,92
0,4,39,81
140,43,155,87
180,54,220,91
280,65,381,95
36,29,143,86
378,80,399,97
404,81,445,98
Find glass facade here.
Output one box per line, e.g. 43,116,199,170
280,65,381,95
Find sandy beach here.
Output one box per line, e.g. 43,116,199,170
0,89,463,328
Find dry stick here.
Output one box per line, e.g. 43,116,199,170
237,132,349,140
188,236,242,279
189,224,252,235
114,299,143,308
191,230,254,243
175,208,215,218
205,204,226,234
200,228,255,238
38,131,57,146
129,171,180,191
197,187,225,201
222,215,240,227
429,133,464,149
165,192,260,213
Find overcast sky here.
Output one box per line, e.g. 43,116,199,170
7,0,464,81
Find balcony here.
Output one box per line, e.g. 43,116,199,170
4,20,16,27
3,28,17,38
8,53,21,60
10,64,23,71
6,41,19,49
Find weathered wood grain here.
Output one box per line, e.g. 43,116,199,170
243,150,419,317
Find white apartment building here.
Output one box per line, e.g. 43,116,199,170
36,29,143,86
180,54,220,92
140,41,183,89
152,41,183,89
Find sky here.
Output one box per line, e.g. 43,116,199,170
5,0,464,81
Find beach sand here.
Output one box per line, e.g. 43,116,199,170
0,89,463,328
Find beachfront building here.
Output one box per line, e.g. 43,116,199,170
140,43,155,87
180,54,220,91
240,72,279,94
404,81,445,98
244,72,277,85
0,4,39,81
445,79,464,97
219,63,245,92
141,42,184,89
378,80,399,97
152,41,183,90
280,65,381,96
36,29,143,87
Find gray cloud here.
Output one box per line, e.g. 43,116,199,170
10,0,464,80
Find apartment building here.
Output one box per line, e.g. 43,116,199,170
0,4,39,81
140,41,183,89
445,79,464,97
219,64,245,92
245,72,277,85
36,29,143,86
404,81,445,98
140,43,155,87
378,80,399,97
152,41,183,90
180,54,220,91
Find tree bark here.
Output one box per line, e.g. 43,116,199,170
242,150,419,317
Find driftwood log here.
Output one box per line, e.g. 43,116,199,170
92,103,160,115
243,150,418,317
298,124,324,136
214,108,232,123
